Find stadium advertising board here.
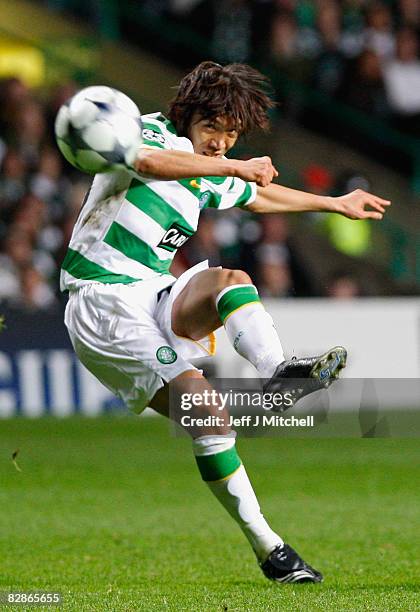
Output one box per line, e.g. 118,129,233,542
0,307,122,417
1,299,419,417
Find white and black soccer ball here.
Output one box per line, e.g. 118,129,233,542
54,85,143,175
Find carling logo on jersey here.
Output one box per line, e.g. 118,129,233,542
158,223,193,252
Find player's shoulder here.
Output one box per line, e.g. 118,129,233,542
201,157,231,191
142,112,193,152
201,174,240,194
200,171,256,210
142,112,174,135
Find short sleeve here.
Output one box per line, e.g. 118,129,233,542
200,176,257,210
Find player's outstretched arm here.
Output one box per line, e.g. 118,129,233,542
132,148,278,187
248,183,391,219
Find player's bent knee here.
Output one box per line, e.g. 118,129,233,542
172,369,205,384
213,268,253,299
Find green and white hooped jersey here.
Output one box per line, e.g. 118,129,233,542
60,112,257,291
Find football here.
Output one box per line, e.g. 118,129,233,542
54,85,143,174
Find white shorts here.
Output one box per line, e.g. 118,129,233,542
64,261,216,413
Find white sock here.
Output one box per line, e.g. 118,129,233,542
216,284,284,378
208,465,283,560
193,435,283,561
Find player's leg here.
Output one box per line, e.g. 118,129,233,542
150,371,284,560
172,267,346,403
150,371,323,583
172,267,285,378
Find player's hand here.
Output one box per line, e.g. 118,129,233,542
235,156,278,187
333,189,391,220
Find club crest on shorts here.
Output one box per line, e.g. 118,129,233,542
156,346,177,364
158,223,194,252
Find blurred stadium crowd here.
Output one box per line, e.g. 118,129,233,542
150,0,420,134
45,0,420,135
0,78,88,310
5,0,419,310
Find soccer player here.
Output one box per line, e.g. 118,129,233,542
61,62,390,584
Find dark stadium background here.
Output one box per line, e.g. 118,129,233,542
0,2,419,610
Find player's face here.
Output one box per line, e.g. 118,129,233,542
188,114,239,157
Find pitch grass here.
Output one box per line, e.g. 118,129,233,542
0,417,419,611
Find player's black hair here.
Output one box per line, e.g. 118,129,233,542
168,61,275,137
